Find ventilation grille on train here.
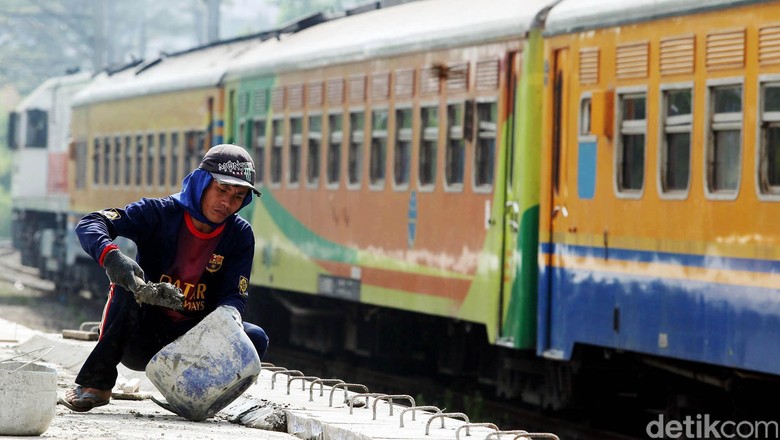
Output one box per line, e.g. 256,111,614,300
759,25,780,66
476,60,499,91
307,82,323,107
579,48,599,84
371,72,390,101
394,68,415,98
272,86,285,111
706,28,745,70
660,35,695,75
447,63,469,93
420,67,440,95
253,89,267,113
616,42,649,79
349,75,366,103
327,79,344,105
288,84,304,110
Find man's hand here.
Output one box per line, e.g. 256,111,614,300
103,249,144,292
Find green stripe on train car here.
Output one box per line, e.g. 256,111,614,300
261,190,358,264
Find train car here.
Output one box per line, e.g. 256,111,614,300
60,36,269,295
223,0,555,398
540,0,780,415
7,70,92,286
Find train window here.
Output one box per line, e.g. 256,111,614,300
103,137,111,185
251,120,266,184
124,136,132,186
270,118,284,185
239,121,247,150
7,112,18,150
327,113,343,187
289,117,302,186
579,98,591,136
759,82,780,196
616,92,646,194
348,111,364,188
706,83,742,197
135,135,143,186
394,107,412,189
76,141,87,189
474,101,497,190
419,105,438,189
92,138,100,186
445,102,465,190
370,109,388,189
113,137,121,186
158,133,167,188
170,132,180,187
25,109,47,148
307,114,322,188
146,134,155,187
660,86,692,196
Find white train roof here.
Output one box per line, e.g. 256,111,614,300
226,0,556,80
72,37,261,107
73,0,557,106
16,71,92,111
545,0,771,36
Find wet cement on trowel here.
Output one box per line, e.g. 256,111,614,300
134,282,185,310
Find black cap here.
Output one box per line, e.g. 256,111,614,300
198,144,261,196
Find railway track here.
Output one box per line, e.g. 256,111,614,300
0,242,640,440
266,345,642,440
0,241,55,292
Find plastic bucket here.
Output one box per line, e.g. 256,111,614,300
145,307,261,421
0,361,57,435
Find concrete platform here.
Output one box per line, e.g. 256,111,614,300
0,317,554,440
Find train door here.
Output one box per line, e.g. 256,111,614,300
541,47,570,357
498,39,545,350
498,50,522,345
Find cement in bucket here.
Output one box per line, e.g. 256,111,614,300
0,361,57,436
145,306,261,421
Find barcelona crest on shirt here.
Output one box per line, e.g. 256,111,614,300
98,209,120,221
206,254,224,273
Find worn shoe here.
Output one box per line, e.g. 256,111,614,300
58,385,110,412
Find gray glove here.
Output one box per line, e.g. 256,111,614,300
103,249,144,292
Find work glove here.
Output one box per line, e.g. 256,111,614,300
103,249,144,293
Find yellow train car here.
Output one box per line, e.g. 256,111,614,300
66,38,261,293
540,0,780,382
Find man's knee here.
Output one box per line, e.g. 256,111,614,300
243,323,269,359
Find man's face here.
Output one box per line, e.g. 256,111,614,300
200,180,249,224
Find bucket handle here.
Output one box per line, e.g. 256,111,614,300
0,345,54,374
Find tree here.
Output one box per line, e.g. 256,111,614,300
0,0,213,96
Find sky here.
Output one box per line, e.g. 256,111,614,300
221,0,279,39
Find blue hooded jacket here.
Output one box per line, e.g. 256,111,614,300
75,170,255,316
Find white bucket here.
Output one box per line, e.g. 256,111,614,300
0,361,57,436
145,306,261,421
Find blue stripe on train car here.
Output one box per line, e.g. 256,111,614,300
537,242,780,376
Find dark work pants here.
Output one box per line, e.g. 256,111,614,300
76,286,269,390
